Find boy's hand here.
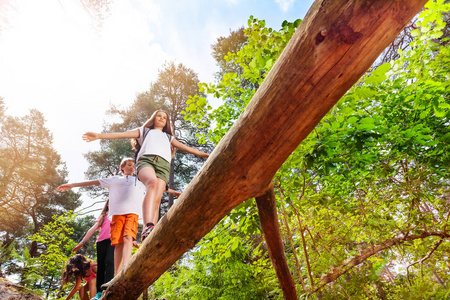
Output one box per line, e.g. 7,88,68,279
133,241,140,249
82,132,98,142
56,184,72,192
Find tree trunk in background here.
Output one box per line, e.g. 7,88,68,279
100,1,428,298
255,186,297,300
168,159,175,208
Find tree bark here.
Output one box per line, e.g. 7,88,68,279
168,158,175,208
0,278,44,300
101,1,428,298
255,186,297,300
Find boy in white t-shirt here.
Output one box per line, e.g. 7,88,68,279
57,158,145,276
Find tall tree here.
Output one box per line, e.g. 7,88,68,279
211,27,247,82
0,109,80,264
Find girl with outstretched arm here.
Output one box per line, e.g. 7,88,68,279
82,110,208,242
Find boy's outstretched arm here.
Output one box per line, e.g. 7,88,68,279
82,129,140,142
57,180,101,192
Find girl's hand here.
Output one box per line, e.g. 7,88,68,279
133,241,140,249
171,139,210,159
57,184,72,192
82,132,99,142
72,242,84,252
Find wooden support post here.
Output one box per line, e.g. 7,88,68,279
255,186,298,300
101,1,427,298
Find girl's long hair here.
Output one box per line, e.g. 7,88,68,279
61,254,91,286
131,110,174,152
97,200,109,226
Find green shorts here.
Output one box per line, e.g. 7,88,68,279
136,155,170,184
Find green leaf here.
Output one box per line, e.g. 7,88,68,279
365,63,390,85
434,105,446,118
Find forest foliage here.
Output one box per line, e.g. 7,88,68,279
0,102,88,297
1,0,449,299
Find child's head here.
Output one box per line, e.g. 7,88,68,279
143,110,173,135
61,254,91,285
100,199,109,215
119,157,135,175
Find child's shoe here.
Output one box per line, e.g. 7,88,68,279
141,224,154,242
101,279,112,290
91,292,102,300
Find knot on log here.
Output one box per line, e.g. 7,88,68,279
315,29,328,45
334,23,362,45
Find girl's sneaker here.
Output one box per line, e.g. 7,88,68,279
91,292,102,300
141,225,154,242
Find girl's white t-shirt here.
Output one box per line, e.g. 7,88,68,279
137,128,174,163
98,175,145,217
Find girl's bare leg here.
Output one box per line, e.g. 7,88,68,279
88,279,97,299
138,167,167,225
79,284,89,300
150,179,166,223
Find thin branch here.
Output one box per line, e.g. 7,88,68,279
406,239,443,286
310,231,450,294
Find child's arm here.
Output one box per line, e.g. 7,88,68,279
65,276,82,300
72,222,101,252
82,129,140,142
171,139,209,158
57,180,101,192
167,188,181,198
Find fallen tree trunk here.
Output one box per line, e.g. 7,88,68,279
102,1,428,298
